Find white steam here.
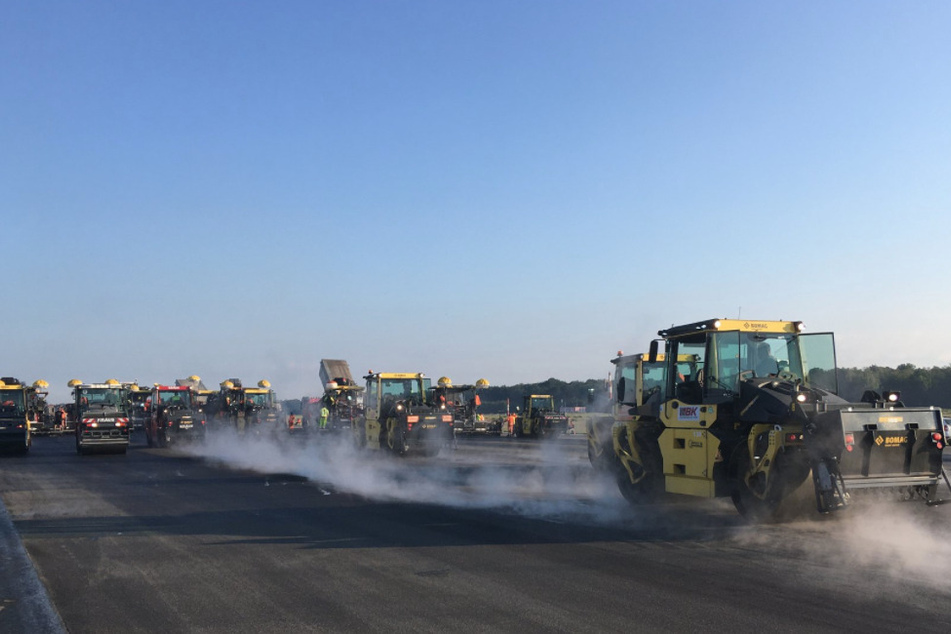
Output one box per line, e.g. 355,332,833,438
179,431,951,588
180,431,627,523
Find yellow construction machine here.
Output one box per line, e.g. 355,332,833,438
512,394,569,438
0,377,46,454
612,318,950,518
355,372,453,456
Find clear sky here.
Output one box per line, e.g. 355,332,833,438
3,1,950,403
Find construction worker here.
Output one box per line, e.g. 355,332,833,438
319,405,330,429
507,412,516,436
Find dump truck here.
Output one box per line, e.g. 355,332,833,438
310,359,365,433
0,377,42,454
612,318,950,518
430,377,497,435
145,384,206,447
69,378,131,455
512,394,569,438
355,372,453,456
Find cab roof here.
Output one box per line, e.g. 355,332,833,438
658,318,803,339
364,372,426,380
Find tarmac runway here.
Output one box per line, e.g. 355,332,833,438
1,432,950,633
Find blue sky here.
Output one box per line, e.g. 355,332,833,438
3,1,950,402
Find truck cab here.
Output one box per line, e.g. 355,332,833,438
70,379,130,455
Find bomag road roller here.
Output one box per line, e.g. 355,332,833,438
586,352,683,470
355,372,453,456
613,318,950,519
512,394,569,438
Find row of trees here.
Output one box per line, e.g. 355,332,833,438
477,377,610,414
282,365,951,415
837,364,951,408
477,364,951,413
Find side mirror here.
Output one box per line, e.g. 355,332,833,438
648,340,659,364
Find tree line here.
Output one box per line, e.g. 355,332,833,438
282,364,951,415
836,364,951,408
478,364,951,413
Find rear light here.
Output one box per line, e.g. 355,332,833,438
406,416,419,423
933,432,943,442
844,433,855,453
442,415,453,422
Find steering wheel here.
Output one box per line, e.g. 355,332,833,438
777,369,800,382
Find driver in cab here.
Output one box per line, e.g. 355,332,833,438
753,342,779,377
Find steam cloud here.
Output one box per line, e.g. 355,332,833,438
180,430,629,524
180,431,951,587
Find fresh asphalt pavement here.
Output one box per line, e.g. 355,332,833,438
1,432,951,633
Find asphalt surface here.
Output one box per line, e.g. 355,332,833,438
1,432,951,633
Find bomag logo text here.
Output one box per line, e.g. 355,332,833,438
744,322,769,330
875,435,907,446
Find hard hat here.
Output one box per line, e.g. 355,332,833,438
105,379,120,386
221,380,234,389
68,379,82,387
476,378,489,388
258,379,271,388
33,379,49,389
189,375,201,381
438,376,452,387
